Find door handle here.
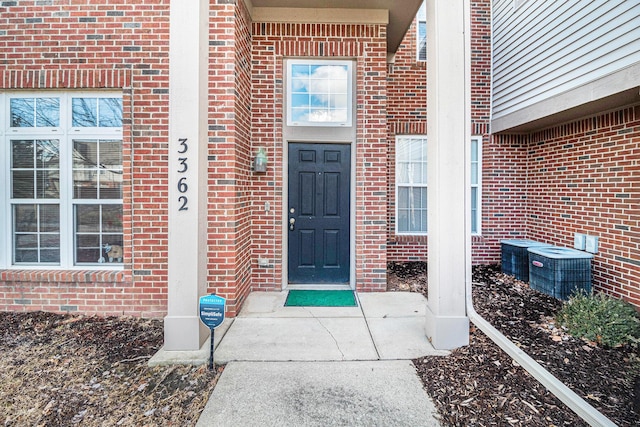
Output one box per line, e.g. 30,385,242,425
289,217,295,231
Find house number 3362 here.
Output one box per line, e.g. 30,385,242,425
177,138,189,211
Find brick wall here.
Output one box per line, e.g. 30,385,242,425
0,0,170,317
204,0,252,317
249,22,389,291
525,106,640,307
386,0,514,265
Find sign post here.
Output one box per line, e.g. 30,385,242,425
199,294,226,370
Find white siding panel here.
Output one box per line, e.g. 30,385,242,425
492,0,640,121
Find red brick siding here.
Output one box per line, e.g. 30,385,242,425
525,106,640,307
204,0,253,317
0,0,170,317
386,0,507,265
250,22,389,291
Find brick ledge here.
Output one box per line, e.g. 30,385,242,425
0,269,132,284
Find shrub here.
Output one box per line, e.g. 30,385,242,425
556,291,640,348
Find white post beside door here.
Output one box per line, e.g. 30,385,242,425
164,0,210,351
425,0,471,349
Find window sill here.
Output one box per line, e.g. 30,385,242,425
0,269,132,284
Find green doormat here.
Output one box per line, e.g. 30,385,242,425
285,290,357,307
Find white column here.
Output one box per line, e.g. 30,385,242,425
424,0,471,349
164,0,209,350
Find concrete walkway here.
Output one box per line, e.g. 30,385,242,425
152,291,447,426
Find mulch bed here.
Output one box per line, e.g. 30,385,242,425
389,262,640,426
2,264,638,426
0,312,222,426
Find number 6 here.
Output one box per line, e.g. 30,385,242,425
178,177,188,193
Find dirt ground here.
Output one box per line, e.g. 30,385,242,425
388,262,640,426
0,312,221,426
1,264,638,426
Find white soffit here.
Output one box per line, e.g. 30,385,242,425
243,0,422,54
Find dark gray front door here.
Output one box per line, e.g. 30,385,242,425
288,143,350,284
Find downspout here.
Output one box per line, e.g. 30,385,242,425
464,281,616,426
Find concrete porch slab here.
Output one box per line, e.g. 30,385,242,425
213,317,378,362
358,292,427,318
196,360,441,427
367,317,449,360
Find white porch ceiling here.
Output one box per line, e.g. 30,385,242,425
245,0,423,54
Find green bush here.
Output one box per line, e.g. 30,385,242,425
556,291,640,348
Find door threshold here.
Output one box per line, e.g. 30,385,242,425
287,283,353,291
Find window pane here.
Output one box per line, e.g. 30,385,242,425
36,170,60,199
12,204,60,264
417,2,427,61
15,234,37,249
40,250,60,263
73,140,98,168
12,171,34,198
73,139,123,200
12,140,34,168
471,163,478,185
99,170,122,199
100,140,122,166
418,22,427,61
40,204,60,232
11,98,61,127
288,62,351,126
471,140,478,162
11,140,60,199
14,205,38,232
76,204,100,232
396,137,427,186
74,170,98,199
75,204,123,264
291,64,310,78
290,108,308,123
98,98,123,127
72,98,98,127
102,205,122,232
36,98,60,127
398,187,409,209
292,94,310,108
10,98,34,127
397,186,427,233
40,234,60,249
36,140,60,169
471,188,478,233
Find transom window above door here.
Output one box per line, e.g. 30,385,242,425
286,60,353,127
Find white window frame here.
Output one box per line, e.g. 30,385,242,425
1,91,123,270
395,135,482,236
395,136,428,235
286,59,353,127
470,135,482,235
417,2,427,61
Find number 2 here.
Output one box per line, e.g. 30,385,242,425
178,196,188,211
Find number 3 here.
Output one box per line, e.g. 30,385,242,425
178,138,188,154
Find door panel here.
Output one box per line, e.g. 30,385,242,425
288,143,350,284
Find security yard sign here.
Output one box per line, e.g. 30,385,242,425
199,294,226,329
199,294,226,369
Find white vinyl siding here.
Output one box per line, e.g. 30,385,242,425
492,0,640,120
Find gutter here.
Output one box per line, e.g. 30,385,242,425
464,279,617,427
